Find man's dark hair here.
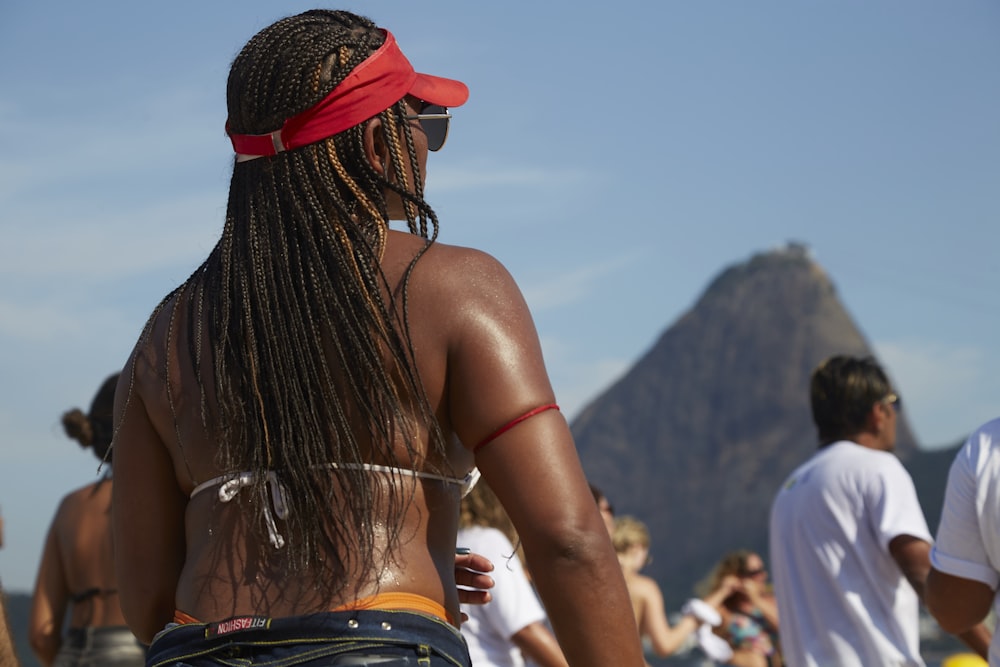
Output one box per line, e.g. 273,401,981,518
810,355,892,445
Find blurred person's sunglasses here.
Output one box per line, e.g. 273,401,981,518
406,103,451,151
741,566,767,578
881,393,901,412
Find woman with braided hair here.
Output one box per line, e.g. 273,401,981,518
30,373,146,666
111,9,644,667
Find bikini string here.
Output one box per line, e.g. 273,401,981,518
216,471,289,548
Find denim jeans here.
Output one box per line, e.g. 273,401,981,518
53,626,146,667
145,609,471,667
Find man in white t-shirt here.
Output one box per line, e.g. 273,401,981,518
769,355,990,666
926,419,999,664
459,524,565,667
458,479,568,667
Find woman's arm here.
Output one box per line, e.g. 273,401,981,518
444,249,646,667
29,515,68,666
0,585,20,667
111,360,188,643
701,575,741,610
741,580,779,630
636,577,698,657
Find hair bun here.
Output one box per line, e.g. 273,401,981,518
61,408,93,448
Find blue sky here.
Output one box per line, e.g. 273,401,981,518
1,1,998,592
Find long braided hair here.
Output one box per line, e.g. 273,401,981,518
136,10,447,595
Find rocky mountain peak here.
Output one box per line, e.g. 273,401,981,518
571,246,920,603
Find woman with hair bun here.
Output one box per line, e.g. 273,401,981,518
29,373,145,667
111,8,643,667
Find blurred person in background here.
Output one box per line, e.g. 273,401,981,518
926,417,1000,664
30,373,145,667
614,515,736,663
698,550,781,667
458,479,568,667
770,355,989,665
1,581,21,666
590,484,615,536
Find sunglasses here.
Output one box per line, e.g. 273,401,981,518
405,103,451,152
881,393,902,413
741,567,767,578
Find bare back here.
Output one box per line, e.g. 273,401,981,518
116,230,481,628
54,480,125,628
623,571,656,634
30,477,128,663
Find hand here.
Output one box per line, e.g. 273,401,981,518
719,574,744,596
703,574,745,609
455,551,495,608
741,576,764,600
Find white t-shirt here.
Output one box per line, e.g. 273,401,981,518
769,440,932,667
930,417,1000,665
458,525,547,667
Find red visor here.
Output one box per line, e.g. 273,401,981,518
228,29,469,161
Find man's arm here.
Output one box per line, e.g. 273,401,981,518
511,622,570,667
922,429,998,659
890,535,991,659
926,568,993,652
889,535,931,598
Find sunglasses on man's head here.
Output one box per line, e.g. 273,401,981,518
406,103,451,152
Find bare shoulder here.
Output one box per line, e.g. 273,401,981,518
387,233,526,324
394,233,516,292
53,481,106,523
119,291,183,408
630,573,663,598
61,480,102,504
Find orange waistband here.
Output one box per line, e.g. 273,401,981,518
173,592,451,627
173,610,200,625
333,592,450,623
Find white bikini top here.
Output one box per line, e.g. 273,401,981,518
190,463,481,549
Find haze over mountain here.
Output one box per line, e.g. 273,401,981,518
570,244,955,604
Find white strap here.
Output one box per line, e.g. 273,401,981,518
187,463,479,550
195,471,288,548
327,462,480,498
